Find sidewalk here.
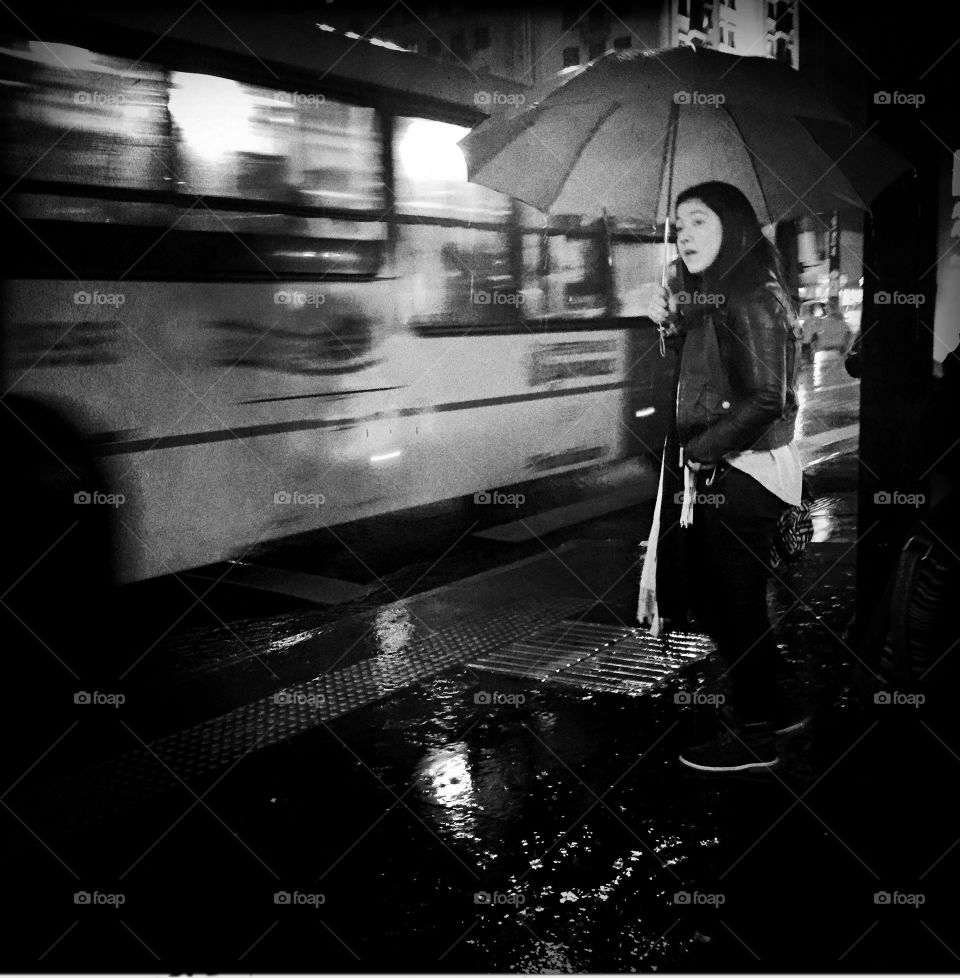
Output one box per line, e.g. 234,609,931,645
12,449,950,973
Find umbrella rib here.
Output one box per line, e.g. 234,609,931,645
544,100,624,212
720,103,777,226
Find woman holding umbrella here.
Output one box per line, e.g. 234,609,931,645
643,181,803,773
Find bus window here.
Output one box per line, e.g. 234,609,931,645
0,40,168,190
398,224,516,329
168,73,383,209
531,234,606,319
612,240,675,317
393,116,512,222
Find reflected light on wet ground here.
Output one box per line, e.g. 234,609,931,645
373,603,416,657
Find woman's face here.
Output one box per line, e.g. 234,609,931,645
676,198,723,275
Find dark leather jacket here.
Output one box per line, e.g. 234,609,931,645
665,278,800,466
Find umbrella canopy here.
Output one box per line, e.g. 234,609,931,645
457,46,911,227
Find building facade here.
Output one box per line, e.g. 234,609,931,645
320,1,799,86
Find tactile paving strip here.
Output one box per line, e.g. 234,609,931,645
468,622,715,696
7,596,593,837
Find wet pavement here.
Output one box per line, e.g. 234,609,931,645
6,357,958,972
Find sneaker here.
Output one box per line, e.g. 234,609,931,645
719,697,810,736
772,696,811,735
679,721,779,772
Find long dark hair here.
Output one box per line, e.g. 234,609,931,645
674,181,789,306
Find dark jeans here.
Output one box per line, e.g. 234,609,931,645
687,461,789,722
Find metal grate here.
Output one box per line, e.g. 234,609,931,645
468,622,714,696
466,620,634,681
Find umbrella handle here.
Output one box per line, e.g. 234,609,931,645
657,215,671,357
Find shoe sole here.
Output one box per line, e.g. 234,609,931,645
773,717,810,735
678,755,780,772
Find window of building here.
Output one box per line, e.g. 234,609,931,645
613,35,631,49
563,45,580,67
473,25,491,50
727,28,735,47
588,39,606,60
728,0,736,8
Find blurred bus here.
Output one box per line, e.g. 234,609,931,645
0,4,673,584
